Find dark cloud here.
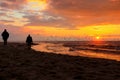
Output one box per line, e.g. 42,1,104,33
0,20,14,23
24,12,75,28
49,0,120,15
47,0,120,27
0,0,27,10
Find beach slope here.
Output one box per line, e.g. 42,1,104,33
0,43,120,80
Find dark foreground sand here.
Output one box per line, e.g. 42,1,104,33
0,43,120,80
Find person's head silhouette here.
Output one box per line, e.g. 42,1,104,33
4,29,7,32
28,34,30,37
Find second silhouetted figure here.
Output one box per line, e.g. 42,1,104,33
1,29,9,45
26,34,33,49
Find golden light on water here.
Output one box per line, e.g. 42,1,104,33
32,43,120,62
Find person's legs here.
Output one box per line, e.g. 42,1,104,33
27,43,31,49
4,40,7,45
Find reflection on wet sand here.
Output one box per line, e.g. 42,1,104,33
32,43,120,61
77,50,120,61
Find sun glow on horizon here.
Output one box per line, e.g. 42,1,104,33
23,24,120,40
96,36,100,40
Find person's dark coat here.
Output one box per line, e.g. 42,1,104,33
1,29,9,41
26,35,33,46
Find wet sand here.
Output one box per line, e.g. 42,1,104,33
0,43,120,80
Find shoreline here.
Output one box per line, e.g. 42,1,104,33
0,43,120,80
32,42,120,62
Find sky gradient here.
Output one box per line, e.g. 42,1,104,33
0,0,120,41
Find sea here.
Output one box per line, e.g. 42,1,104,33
32,41,120,61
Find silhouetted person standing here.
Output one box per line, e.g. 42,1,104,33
26,34,33,49
1,29,9,45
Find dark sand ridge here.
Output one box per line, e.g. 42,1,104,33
0,43,120,80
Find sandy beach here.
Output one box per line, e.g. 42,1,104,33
0,43,120,80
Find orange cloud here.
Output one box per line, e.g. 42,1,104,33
48,0,120,27
26,0,48,11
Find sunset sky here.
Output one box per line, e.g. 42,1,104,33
0,0,120,41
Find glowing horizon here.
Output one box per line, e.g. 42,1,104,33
0,0,120,41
